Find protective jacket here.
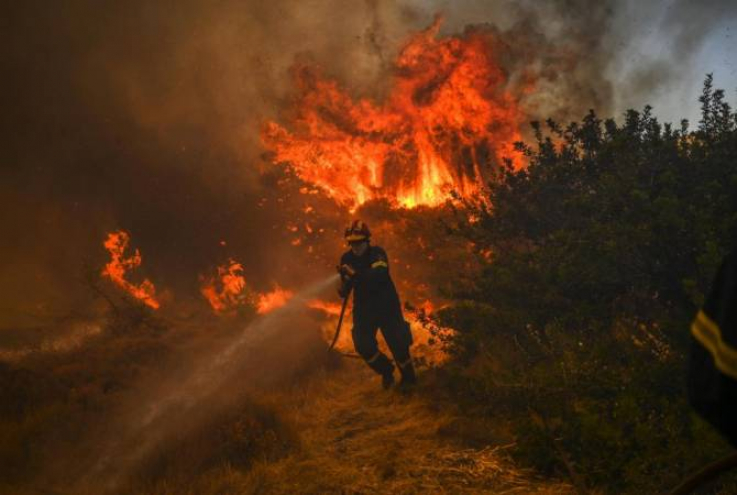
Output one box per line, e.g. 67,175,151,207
339,245,403,325
689,246,737,446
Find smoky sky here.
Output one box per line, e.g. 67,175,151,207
1,0,735,327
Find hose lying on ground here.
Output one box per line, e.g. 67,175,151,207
668,451,737,495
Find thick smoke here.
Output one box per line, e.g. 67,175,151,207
1,0,734,327
612,0,737,118
1,2,734,493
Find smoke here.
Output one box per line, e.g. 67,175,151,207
0,0,417,325
428,0,736,123
611,0,737,120
1,2,735,492
1,0,734,326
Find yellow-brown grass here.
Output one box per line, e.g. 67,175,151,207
144,361,574,494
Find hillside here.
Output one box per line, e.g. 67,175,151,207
141,361,573,495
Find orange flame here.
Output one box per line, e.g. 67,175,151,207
405,304,455,366
307,299,342,316
307,296,453,365
256,285,294,314
101,231,160,309
262,18,523,210
200,258,248,313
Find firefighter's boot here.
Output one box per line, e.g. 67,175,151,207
366,351,395,389
381,368,395,390
397,358,417,389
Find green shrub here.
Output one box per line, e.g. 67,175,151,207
440,76,737,493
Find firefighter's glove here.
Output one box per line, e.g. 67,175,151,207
336,264,355,299
337,264,357,280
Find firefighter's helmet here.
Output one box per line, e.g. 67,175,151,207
344,220,371,242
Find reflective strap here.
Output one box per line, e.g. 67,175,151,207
396,357,412,369
371,260,388,269
691,309,737,380
366,351,382,364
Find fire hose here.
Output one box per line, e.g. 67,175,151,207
329,285,351,351
667,451,737,494
328,285,362,359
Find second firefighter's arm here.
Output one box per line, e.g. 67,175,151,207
689,247,737,446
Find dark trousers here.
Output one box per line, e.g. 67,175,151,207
352,316,412,375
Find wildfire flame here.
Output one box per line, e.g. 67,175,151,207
200,258,249,313
307,299,342,316
256,285,294,314
307,296,453,365
262,18,523,210
101,231,160,309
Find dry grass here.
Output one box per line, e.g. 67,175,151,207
147,361,574,495
2,305,573,494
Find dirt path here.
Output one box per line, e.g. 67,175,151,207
238,362,573,494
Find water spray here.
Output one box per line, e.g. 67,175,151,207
80,273,340,492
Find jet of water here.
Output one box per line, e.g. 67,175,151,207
79,273,341,492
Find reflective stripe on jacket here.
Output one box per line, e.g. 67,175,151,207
689,247,737,446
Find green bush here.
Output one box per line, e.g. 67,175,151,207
439,76,737,493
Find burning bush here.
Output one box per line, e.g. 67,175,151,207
262,17,523,211
102,231,160,310
200,258,254,315
256,286,294,315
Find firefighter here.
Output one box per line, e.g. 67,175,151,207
337,220,416,389
688,246,737,446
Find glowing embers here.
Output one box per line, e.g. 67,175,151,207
256,285,294,314
200,258,249,314
262,18,523,210
101,231,160,309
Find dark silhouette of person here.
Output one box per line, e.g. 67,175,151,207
689,246,737,445
337,220,416,389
